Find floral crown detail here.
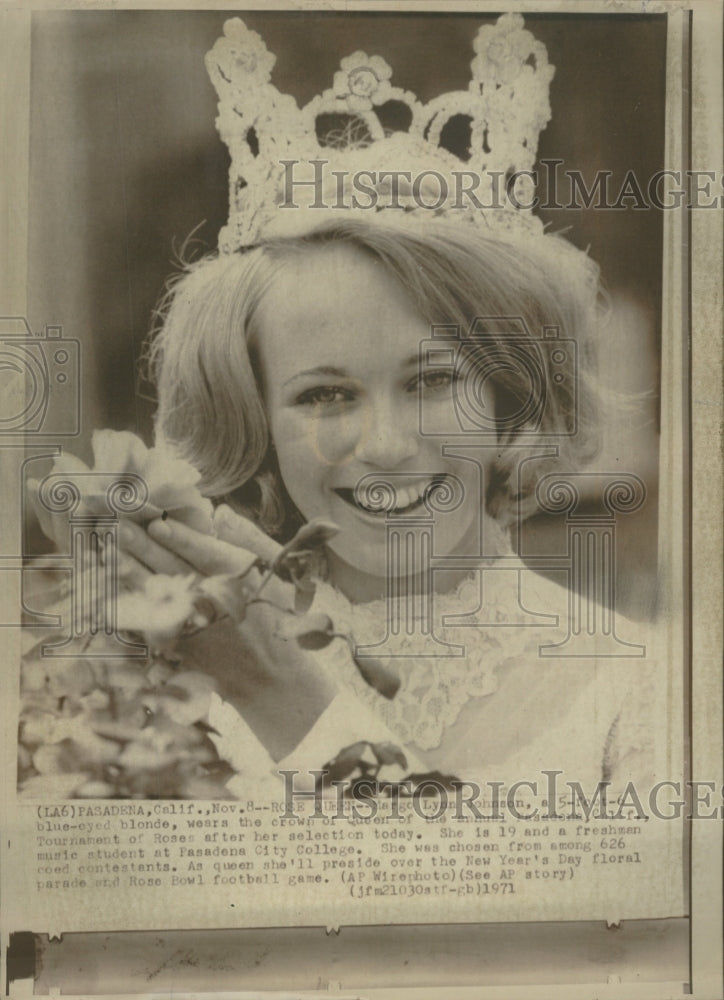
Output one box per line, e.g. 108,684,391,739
205,13,555,252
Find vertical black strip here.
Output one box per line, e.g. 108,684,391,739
5,932,37,994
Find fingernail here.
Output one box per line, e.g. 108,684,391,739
148,518,171,540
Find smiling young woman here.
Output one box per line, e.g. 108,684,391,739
24,12,672,807
150,218,598,602
124,211,666,794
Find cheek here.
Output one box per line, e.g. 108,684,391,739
269,410,363,469
438,452,494,514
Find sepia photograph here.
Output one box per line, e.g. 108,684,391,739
1,1,721,995
18,7,675,802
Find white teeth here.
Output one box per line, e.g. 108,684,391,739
354,480,436,514
396,487,417,509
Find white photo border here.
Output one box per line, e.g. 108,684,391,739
0,1,721,996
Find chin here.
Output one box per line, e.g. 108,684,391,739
328,540,388,581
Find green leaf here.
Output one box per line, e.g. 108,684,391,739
296,630,335,651
278,612,336,651
278,519,339,555
351,653,400,700
370,741,407,769
323,740,371,782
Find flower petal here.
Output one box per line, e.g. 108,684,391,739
368,55,392,80
92,429,148,473
51,452,91,476
340,51,368,72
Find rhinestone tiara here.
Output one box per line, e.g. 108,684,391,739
205,13,556,252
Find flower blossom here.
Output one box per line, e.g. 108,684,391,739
471,13,534,86
116,573,198,648
50,429,214,534
205,17,276,88
333,52,393,112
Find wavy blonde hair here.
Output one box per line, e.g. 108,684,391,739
149,217,605,538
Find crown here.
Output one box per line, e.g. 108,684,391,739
205,13,555,252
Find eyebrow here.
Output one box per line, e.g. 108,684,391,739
282,366,349,388
281,355,424,389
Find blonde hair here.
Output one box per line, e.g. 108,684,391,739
149,217,604,537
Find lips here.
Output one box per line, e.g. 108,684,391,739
334,477,444,517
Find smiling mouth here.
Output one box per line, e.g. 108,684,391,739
334,478,446,517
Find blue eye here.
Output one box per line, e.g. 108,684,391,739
413,369,458,392
295,386,353,406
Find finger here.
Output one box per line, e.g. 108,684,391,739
118,519,196,577
147,517,261,577
214,505,282,564
116,551,152,591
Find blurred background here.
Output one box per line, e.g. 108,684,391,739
25,11,667,618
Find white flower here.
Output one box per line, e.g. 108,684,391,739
142,670,217,728
20,773,90,799
116,574,197,647
332,52,393,112
206,18,276,88
50,429,214,534
471,14,533,87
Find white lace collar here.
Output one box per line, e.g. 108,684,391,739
316,553,550,751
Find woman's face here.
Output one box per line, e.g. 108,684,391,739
253,244,496,594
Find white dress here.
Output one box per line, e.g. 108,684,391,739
211,553,670,799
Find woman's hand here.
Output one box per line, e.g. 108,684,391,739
118,506,340,762
116,505,277,586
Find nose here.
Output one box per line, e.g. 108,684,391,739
353,395,419,469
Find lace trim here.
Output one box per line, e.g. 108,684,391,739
315,558,558,751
